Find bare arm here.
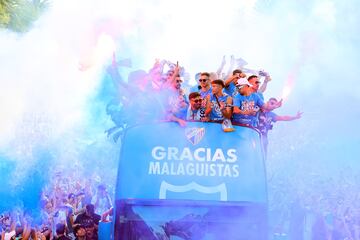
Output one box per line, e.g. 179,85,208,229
163,63,180,89
259,75,271,93
224,75,237,87
221,97,233,119
168,114,187,127
262,99,282,111
101,208,114,222
106,193,112,208
205,95,212,117
149,59,165,82
93,195,100,210
68,213,74,229
21,223,31,240
233,106,241,114
274,111,303,121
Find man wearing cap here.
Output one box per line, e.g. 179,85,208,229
205,80,232,121
247,74,271,100
232,77,281,127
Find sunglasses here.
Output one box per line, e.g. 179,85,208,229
255,81,261,84
176,80,182,83
199,79,208,82
192,99,202,103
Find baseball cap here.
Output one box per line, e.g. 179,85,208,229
237,78,253,87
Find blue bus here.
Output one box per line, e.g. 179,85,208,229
112,121,268,240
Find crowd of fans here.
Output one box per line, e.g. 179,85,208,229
267,164,360,240
2,168,360,239
1,171,113,240
0,54,317,240
106,54,302,154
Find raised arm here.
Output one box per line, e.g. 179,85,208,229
205,95,212,117
21,222,31,240
224,74,237,88
259,75,271,93
163,62,180,89
274,111,303,121
149,59,165,83
262,99,282,111
106,191,113,209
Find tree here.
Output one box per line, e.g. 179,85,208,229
0,0,49,33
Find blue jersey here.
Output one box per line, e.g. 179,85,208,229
232,93,264,127
198,87,212,120
198,87,212,99
186,107,202,121
257,111,278,135
224,82,238,97
257,92,264,101
174,105,188,120
208,93,230,121
165,89,189,120
190,85,200,94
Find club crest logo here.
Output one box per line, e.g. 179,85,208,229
185,127,205,145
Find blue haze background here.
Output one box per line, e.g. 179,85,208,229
0,0,359,234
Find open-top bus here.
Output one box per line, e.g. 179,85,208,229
112,121,268,240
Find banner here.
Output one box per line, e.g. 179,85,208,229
116,121,267,203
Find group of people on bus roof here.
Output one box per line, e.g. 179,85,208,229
106,54,303,152
164,66,301,136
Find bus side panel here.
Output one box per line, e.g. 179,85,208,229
114,122,268,239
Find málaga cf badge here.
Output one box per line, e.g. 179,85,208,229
185,127,205,145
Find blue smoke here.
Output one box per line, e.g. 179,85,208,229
0,0,360,238
0,150,51,214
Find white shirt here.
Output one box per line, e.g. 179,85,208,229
186,106,202,121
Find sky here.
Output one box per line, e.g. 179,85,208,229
0,0,360,215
